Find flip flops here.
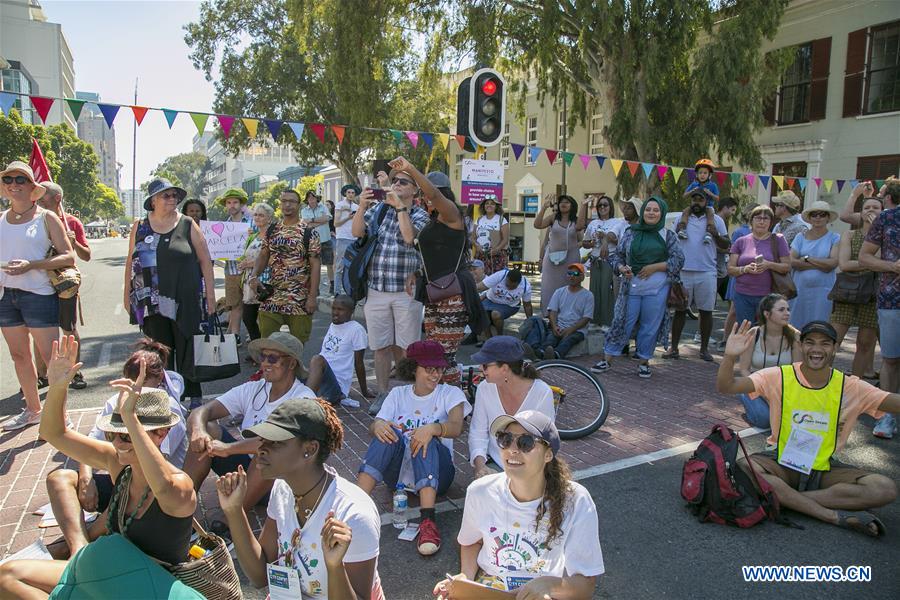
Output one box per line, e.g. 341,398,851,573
661,349,680,360
835,510,886,538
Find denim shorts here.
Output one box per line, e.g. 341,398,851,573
878,309,900,359
0,288,59,328
482,299,520,320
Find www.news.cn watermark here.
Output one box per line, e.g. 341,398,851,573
743,565,872,583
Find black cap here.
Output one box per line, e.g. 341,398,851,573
799,320,838,343
242,398,327,441
471,335,525,364
490,410,561,457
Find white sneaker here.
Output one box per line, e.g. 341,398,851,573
340,397,361,409
3,409,41,431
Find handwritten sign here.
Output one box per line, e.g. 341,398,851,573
461,159,504,205
200,221,251,260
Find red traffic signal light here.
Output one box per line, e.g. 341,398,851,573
481,79,498,96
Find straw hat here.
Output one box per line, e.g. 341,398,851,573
801,200,838,224
95,388,181,434
0,161,47,201
618,196,643,215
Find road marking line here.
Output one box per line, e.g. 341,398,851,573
97,343,112,369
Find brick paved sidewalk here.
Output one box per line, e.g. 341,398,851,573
0,337,865,561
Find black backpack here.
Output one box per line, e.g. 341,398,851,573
681,424,792,528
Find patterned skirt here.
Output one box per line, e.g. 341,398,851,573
475,248,508,276
423,294,468,386
831,300,879,330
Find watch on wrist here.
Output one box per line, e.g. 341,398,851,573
396,207,408,213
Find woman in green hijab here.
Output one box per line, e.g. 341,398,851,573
590,196,684,379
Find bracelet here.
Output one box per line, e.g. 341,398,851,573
438,422,445,437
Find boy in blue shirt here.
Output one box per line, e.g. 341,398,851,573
676,158,720,244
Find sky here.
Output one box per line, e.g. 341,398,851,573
42,1,216,191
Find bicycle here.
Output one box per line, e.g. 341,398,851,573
462,358,609,440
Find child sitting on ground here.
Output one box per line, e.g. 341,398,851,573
676,158,720,244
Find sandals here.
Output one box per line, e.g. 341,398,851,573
835,510,885,538
661,349,680,360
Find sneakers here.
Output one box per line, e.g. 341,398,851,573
590,360,610,373
702,234,712,245
2,409,41,432
340,397,361,409
368,392,387,416
542,346,557,360
638,364,651,378
676,229,688,240
692,332,702,343
417,518,441,556
69,372,87,390
873,414,898,439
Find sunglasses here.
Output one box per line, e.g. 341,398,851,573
258,352,286,364
495,431,548,453
808,211,829,218
391,177,415,186
158,191,180,200
567,270,582,276
105,431,132,444
2,175,29,185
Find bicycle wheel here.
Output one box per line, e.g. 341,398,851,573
534,359,609,440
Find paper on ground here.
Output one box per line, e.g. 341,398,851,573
0,540,52,565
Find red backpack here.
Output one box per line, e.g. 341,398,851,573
681,424,793,528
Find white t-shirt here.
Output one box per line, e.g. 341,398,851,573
468,380,555,467
216,379,315,432
457,473,605,588
320,320,368,396
475,215,508,248
584,218,626,257
267,469,384,599
483,269,532,307
334,198,357,240
90,391,188,469
374,383,471,488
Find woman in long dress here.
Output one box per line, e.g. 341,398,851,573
534,194,583,316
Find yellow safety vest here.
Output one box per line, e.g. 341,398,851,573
777,365,843,472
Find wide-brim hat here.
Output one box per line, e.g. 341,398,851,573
772,190,802,211
1,161,46,201
144,178,187,211
801,200,838,224
217,187,249,205
96,387,181,434
340,183,361,197
248,332,308,378
618,196,643,215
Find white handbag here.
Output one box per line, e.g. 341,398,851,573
191,316,240,382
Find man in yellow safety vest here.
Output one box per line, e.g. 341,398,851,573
717,320,899,537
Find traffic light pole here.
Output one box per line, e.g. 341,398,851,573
561,92,567,193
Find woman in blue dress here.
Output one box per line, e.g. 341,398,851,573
788,200,840,329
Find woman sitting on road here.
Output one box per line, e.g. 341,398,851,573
0,336,196,597
734,293,801,428
357,341,470,557
217,398,384,599
468,336,555,480
434,412,604,598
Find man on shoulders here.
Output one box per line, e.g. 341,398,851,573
717,320,898,537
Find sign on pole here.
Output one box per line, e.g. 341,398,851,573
200,221,251,260
460,159,504,205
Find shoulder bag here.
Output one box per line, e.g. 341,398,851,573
191,314,240,382
42,211,82,299
829,271,876,304
417,229,467,304
768,234,797,300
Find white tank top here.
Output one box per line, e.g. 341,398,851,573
751,328,793,371
0,209,55,295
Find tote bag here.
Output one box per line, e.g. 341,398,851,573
191,316,240,382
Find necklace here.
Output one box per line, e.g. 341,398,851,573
293,471,328,521
10,204,35,221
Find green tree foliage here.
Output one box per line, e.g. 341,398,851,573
444,0,792,174
252,181,288,213
184,0,453,184
144,152,211,198
0,110,122,220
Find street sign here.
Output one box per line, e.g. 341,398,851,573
461,159,504,205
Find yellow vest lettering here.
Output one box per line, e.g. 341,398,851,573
777,365,843,472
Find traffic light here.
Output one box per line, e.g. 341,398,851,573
456,68,506,148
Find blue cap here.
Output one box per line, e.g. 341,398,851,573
490,410,561,457
470,259,485,269
471,335,525,364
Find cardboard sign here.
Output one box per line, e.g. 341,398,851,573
199,220,251,260
461,159,504,205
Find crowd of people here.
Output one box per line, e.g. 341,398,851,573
1,154,898,598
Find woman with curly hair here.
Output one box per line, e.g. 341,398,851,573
534,193,584,315
216,397,385,599
434,411,604,598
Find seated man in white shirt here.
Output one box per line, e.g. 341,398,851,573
183,332,315,510
477,268,533,337
522,263,594,359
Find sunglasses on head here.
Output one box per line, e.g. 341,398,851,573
495,431,548,453
2,175,29,185
258,352,285,365
808,211,829,218
105,431,132,443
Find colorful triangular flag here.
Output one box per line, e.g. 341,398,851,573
758,175,770,190
745,173,756,188
130,106,149,126
30,96,54,124
657,165,669,181
454,134,467,149
217,115,235,138
511,143,524,161
97,104,120,128
162,109,179,128
405,131,419,148
626,161,640,177
786,177,795,190
390,129,404,144
641,163,654,179
0,92,16,116
798,178,807,192
579,154,592,170
562,152,575,167
670,166,684,183
824,180,834,192
528,147,541,163
331,125,345,144
309,123,326,143
595,155,606,169
836,180,845,192
436,133,449,149
876,179,885,188
686,169,696,184
241,118,258,138
419,133,433,149
66,99,86,121
849,179,859,190
264,119,283,139
730,172,742,188
714,171,727,187
545,149,559,164
772,175,784,190
287,122,305,140
813,177,822,188
610,159,623,176
189,112,209,134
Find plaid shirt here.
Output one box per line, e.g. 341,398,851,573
364,204,430,292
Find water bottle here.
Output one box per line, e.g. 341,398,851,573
392,484,408,529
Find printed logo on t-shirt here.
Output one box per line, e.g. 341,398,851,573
488,524,549,573
279,529,324,595
397,409,435,434
322,331,342,355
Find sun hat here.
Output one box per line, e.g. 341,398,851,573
242,398,328,442
471,335,526,365
217,187,249,205
248,332,308,378
566,262,585,276
799,320,838,343
143,178,187,211
340,183,361,197
772,190,802,211
406,340,449,368
490,410,561,457
801,200,838,224
95,387,181,433
618,196,643,215
1,161,46,201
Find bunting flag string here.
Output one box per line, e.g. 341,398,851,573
0,88,877,194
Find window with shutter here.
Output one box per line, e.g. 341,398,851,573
842,28,868,117
778,43,813,124
856,155,900,180
864,21,900,114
